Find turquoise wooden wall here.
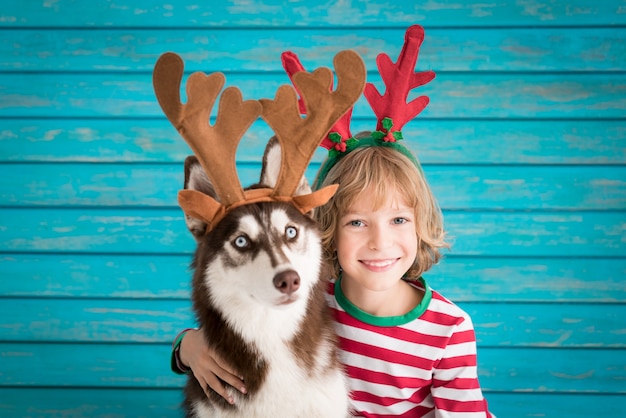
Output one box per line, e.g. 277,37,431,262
1,1,625,417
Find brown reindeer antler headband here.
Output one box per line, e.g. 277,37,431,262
153,50,366,234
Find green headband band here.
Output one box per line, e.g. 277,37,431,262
313,133,423,191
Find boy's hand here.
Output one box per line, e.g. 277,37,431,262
179,328,247,404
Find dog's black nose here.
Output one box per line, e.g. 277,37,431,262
273,270,301,294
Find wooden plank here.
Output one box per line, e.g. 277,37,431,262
0,299,191,343
486,393,626,418
1,208,623,256
0,254,191,298
0,388,182,417
444,212,626,257
3,28,625,72
460,302,626,348
0,388,183,418
0,343,622,393
2,119,624,165
2,254,624,302
430,165,626,210
1,73,624,119
478,347,626,393
0,389,623,418
429,256,626,303
2,0,625,27
4,163,625,210
0,342,183,388
0,299,623,348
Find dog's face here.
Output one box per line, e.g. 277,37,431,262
202,202,322,310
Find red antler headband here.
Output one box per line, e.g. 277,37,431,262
282,25,434,189
282,51,354,153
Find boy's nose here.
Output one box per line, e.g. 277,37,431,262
368,225,391,250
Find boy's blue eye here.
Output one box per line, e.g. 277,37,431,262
349,220,363,227
393,217,407,224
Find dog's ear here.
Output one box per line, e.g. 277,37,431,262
260,136,312,197
183,155,218,240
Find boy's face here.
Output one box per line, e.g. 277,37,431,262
334,188,418,298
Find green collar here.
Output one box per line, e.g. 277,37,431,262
334,275,433,326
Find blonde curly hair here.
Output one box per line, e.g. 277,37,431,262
314,139,449,280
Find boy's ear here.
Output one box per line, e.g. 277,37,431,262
260,136,313,197
183,155,218,241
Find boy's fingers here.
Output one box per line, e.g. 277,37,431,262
203,374,235,405
214,369,247,395
215,360,243,380
207,348,246,393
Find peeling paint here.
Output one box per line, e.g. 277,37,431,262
550,370,595,380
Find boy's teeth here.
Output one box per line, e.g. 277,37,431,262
364,260,394,267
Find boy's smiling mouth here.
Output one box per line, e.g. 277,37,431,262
360,259,399,270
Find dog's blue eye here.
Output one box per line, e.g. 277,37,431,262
285,226,297,239
233,235,249,248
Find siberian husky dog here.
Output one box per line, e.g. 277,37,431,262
181,139,350,417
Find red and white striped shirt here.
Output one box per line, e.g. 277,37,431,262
325,277,494,418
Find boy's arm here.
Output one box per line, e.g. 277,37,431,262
170,328,248,404
171,328,195,374
431,317,494,417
